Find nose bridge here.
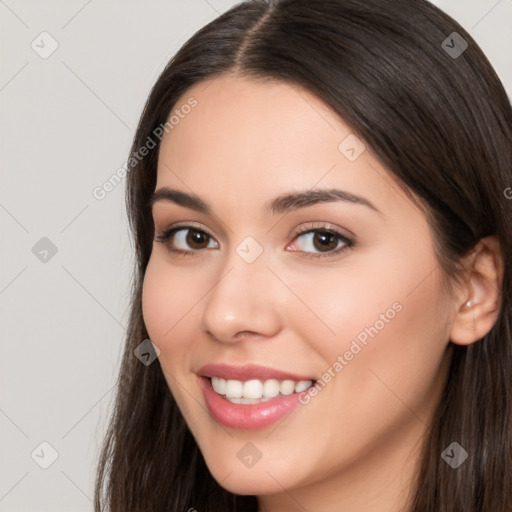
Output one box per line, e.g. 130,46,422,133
200,239,280,342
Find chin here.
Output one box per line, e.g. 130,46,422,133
212,469,286,496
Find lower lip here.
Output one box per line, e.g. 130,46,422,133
199,376,307,430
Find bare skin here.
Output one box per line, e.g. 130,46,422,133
142,73,502,512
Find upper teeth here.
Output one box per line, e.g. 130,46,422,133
211,377,313,401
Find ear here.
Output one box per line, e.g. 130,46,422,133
449,236,503,346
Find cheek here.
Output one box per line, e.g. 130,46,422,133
141,256,203,355
141,257,210,417
274,255,428,368
288,234,451,402
309,250,450,437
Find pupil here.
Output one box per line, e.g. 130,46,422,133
314,231,336,251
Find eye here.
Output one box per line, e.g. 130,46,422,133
287,225,354,259
155,225,218,256
155,223,354,259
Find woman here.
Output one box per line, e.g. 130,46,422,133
95,0,512,510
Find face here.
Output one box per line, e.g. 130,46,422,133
142,74,454,498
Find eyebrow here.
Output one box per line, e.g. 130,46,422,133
148,187,382,215
149,188,210,213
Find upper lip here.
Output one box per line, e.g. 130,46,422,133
197,363,316,382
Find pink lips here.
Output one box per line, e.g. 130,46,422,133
197,363,316,430
197,363,315,382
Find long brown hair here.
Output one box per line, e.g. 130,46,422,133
94,1,512,510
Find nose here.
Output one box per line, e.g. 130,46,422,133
200,248,282,344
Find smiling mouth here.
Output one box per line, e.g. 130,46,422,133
209,376,316,404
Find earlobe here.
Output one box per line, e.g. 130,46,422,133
449,236,503,346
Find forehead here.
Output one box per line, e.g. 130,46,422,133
155,74,413,218
160,75,351,163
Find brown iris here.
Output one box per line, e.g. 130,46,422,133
185,229,210,249
311,230,338,252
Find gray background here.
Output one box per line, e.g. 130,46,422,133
1,1,511,510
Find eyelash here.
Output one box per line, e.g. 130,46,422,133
154,222,355,259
